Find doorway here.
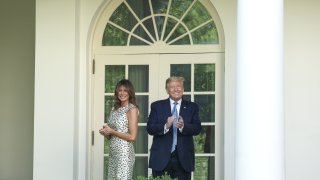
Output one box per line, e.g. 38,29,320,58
91,53,223,179
89,0,225,179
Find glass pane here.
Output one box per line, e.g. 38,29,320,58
136,95,148,123
105,65,125,93
194,95,215,122
129,65,149,92
129,35,149,46
109,2,137,31
192,22,219,44
170,64,191,92
126,0,151,20
169,0,193,19
182,95,191,101
194,64,215,91
164,18,178,39
183,1,211,30
194,126,215,153
104,138,110,154
133,156,149,178
104,96,114,122
142,18,156,40
170,35,190,45
102,23,128,46
154,16,165,40
166,24,187,44
134,126,148,153
151,0,168,14
132,24,153,45
103,156,109,180
194,156,215,180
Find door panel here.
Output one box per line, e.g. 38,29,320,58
92,53,223,180
159,53,223,180
92,54,159,180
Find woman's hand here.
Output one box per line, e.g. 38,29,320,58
99,124,113,137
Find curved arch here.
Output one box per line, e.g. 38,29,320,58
91,0,225,54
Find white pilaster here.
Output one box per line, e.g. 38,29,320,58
235,0,284,180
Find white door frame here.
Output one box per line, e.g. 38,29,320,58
90,53,224,180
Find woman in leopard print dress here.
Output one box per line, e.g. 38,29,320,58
99,79,139,180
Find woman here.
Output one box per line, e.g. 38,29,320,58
99,79,139,180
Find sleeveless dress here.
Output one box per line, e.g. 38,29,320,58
107,103,136,180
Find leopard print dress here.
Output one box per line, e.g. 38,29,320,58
107,103,135,180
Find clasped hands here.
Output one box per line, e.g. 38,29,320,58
99,124,114,136
165,115,184,129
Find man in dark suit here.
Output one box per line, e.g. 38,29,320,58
147,76,202,180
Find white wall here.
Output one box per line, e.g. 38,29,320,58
32,0,320,180
213,0,237,180
284,0,320,180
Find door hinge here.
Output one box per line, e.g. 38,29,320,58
91,130,94,146
92,59,95,74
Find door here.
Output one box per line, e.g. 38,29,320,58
91,53,223,180
158,54,224,180
92,54,159,180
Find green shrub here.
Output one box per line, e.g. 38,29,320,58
135,173,177,180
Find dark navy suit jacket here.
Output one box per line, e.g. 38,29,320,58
146,98,202,172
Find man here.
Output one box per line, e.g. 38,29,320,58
147,76,202,180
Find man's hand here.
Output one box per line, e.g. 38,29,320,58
177,116,184,129
165,115,175,129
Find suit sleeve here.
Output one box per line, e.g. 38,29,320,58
146,102,166,135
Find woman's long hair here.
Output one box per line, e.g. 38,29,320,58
113,79,138,110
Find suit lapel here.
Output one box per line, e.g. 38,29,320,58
179,99,189,117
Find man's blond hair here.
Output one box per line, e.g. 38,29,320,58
165,76,185,90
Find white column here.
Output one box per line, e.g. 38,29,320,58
235,0,284,180
34,0,76,179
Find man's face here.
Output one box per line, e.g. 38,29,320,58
167,80,184,101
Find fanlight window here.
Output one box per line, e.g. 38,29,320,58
103,0,219,46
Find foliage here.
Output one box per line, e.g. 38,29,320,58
135,173,177,180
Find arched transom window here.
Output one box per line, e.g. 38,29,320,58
102,0,219,46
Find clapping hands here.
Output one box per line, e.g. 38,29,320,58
177,116,184,129
166,115,184,129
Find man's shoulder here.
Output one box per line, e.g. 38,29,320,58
182,99,199,107
152,99,168,105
